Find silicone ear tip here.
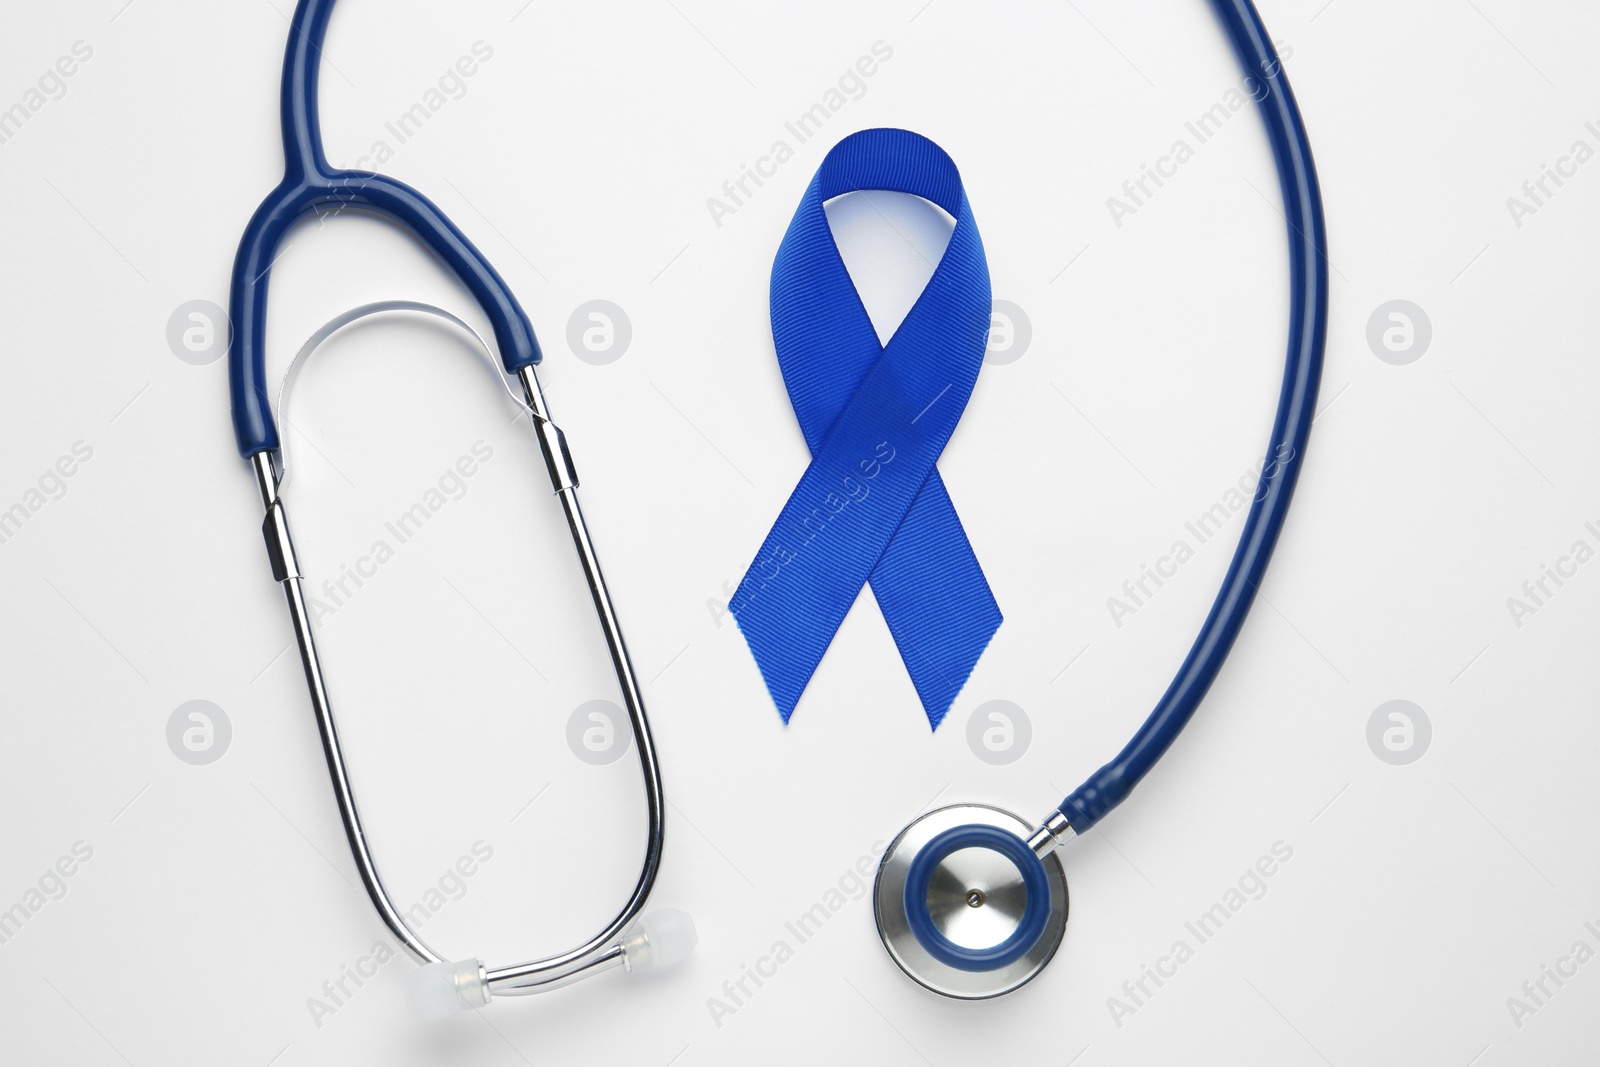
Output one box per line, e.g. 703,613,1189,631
407,958,489,1019
625,909,698,972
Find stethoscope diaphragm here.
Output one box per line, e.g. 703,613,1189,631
874,804,1068,999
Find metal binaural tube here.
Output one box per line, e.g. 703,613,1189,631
252,387,669,997
251,451,448,969
485,366,667,994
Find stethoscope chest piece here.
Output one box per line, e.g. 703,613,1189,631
873,804,1068,999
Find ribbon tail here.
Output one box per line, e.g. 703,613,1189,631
727,467,883,722
868,471,1001,729
731,605,829,725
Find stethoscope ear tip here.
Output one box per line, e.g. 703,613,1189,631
405,910,699,1018
407,958,490,1020
623,909,699,973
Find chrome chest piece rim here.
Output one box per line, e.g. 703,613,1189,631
873,804,1068,999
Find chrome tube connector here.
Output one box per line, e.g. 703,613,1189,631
518,365,579,493
1026,811,1075,858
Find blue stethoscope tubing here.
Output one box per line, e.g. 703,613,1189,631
890,0,1328,985
226,0,541,458
1059,0,1328,834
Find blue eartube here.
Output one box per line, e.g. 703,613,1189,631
1059,0,1328,832
227,0,541,457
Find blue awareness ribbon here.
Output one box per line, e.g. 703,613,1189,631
730,128,1001,729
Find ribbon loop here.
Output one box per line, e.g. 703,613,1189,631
731,128,1001,729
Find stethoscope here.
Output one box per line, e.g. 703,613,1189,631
229,0,1325,1016
228,0,691,1018
871,0,1328,999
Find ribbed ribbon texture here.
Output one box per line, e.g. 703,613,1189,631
730,128,1001,729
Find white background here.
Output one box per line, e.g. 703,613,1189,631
1,0,1596,1064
